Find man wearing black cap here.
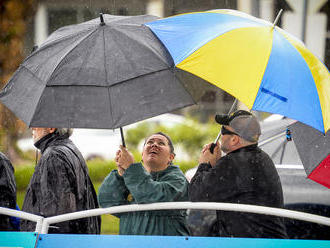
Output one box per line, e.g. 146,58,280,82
189,110,287,238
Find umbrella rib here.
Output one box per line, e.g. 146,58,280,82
109,68,173,88
107,15,156,25
19,64,45,86
113,25,172,68
102,27,114,126
38,25,96,52
5,65,46,126
42,68,172,88
46,68,173,88
173,69,198,105
45,28,99,86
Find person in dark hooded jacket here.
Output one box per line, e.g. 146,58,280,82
21,127,100,234
0,152,17,231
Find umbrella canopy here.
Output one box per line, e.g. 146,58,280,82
146,9,330,133
290,121,330,188
0,14,210,129
259,115,301,165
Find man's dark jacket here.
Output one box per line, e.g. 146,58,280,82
21,132,100,234
0,152,17,231
189,144,288,238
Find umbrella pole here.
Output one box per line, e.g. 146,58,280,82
120,127,126,147
210,99,238,153
258,131,286,147
279,140,288,164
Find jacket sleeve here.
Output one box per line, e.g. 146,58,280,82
189,157,240,202
0,157,16,208
0,156,16,231
123,163,188,204
38,152,78,217
98,170,130,208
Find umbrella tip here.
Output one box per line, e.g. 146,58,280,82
99,13,105,26
273,9,283,28
31,45,38,53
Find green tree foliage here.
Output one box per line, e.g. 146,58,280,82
0,0,37,162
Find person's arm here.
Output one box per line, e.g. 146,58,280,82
98,170,130,208
0,157,16,231
189,156,238,202
123,163,188,204
189,162,214,202
189,142,231,202
0,157,16,208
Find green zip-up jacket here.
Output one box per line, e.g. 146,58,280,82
98,163,190,236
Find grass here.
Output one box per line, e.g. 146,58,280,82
94,182,120,234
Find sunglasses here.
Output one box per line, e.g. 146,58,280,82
221,126,240,136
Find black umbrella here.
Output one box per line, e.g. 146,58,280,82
290,121,330,188
0,14,212,143
256,115,330,188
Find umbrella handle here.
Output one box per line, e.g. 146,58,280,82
210,131,222,153
120,127,126,147
210,143,217,153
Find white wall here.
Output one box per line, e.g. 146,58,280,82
146,0,164,17
283,0,327,61
34,4,48,46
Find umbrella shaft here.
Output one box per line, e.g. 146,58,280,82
259,131,286,147
120,127,126,147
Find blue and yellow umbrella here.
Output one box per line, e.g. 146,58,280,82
146,9,330,133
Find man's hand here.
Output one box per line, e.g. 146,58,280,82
199,142,222,167
115,145,134,174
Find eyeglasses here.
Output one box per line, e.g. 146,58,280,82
221,126,240,136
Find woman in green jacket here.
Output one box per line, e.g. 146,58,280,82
98,132,190,236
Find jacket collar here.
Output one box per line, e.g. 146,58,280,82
150,164,174,177
34,132,69,153
229,143,259,154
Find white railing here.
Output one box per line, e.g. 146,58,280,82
40,202,330,234
2,202,330,234
0,207,43,233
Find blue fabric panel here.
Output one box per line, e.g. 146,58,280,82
146,12,264,65
0,231,37,248
36,234,330,248
253,29,324,132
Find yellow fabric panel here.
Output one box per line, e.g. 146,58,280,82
177,27,273,108
278,28,330,132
